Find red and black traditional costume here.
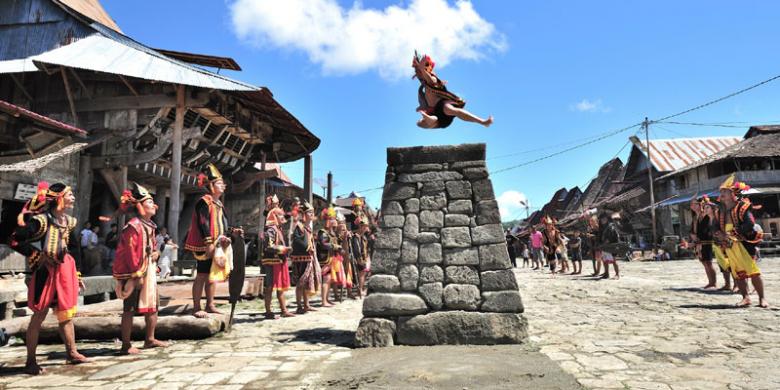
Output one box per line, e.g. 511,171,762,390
290,201,320,296
185,163,232,282
415,54,466,129
113,183,159,314
316,207,348,286
262,196,291,291
11,182,80,323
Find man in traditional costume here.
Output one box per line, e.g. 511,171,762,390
412,52,493,129
350,217,372,298
598,212,622,280
185,163,233,318
689,196,717,289
716,175,768,307
113,183,168,354
317,206,341,307
701,197,732,291
291,201,320,314
11,182,88,374
262,195,294,319
541,216,560,274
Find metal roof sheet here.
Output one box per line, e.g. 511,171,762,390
633,136,741,172
0,58,37,74
0,98,87,137
31,28,257,91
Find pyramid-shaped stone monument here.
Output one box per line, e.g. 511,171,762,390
355,143,528,347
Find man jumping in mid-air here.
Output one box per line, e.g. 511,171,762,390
412,53,493,129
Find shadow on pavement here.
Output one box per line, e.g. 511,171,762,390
275,327,355,347
677,303,746,310
665,287,735,295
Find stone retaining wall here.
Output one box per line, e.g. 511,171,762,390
355,144,527,347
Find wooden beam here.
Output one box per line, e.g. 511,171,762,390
91,126,201,168
119,75,139,97
60,68,79,126
69,69,92,99
9,74,33,101
36,92,209,114
98,168,124,203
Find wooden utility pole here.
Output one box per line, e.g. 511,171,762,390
643,117,658,253
326,171,333,204
169,85,185,243
303,155,313,204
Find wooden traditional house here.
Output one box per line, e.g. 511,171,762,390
0,0,321,272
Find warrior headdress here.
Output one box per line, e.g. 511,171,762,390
17,182,72,226
197,163,224,193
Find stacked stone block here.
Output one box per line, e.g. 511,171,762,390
355,144,527,347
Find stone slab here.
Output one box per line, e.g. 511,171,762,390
387,144,486,165
354,317,396,347
396,311,528,345
362,293,429,317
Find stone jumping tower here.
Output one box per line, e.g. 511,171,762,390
355,143,527,347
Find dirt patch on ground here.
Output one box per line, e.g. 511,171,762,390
309,344,583,389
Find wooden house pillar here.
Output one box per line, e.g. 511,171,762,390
169,85,185,243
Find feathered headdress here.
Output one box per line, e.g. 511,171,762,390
17,182,71,226
119,182,153,212
197,163,223,189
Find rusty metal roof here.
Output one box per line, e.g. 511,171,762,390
0,98,87,138
56,0,122,33
631,136,741,172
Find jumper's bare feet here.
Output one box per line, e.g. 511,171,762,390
758,299,770,308
736,298,752,307
482,116,494,127
24,362,45,375
281,311,296,318
263,312,279,320
119,346,141,355
143,339,169,349
305,306,317,312
193,310,208,318
205,306,222,314
718,285,732,291
613,275,621,280
66,351,89,364
702,284,716,290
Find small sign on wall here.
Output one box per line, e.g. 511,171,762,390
14,183,37,201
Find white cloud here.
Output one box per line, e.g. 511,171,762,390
570,98,612,113
496,190,528,221
229,0,506,80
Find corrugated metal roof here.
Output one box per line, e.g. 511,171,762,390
0,98,87,137
31,26,257,91
632,136,741,172
0,58,37,73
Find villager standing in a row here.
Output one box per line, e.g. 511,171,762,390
350,218,372,298
185,164,233,318
690,196,718,289
292,201,319,314
541,216,560,274
716,175,768,308
11,182,88,375
317,207,341,307
112,183,168,354
262,195,294,319
598,213,621,280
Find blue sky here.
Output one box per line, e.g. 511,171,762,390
103,1,780,220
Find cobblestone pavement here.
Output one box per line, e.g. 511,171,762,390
0,259,777,389
0,296,362,389
519,258,780,390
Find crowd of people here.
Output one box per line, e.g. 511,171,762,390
9,163,376,375
505,174,769,308
507,211,626,280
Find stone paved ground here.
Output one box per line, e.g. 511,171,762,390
0,259,777,389
521,257,780,390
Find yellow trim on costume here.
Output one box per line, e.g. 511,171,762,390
57,306,78,323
